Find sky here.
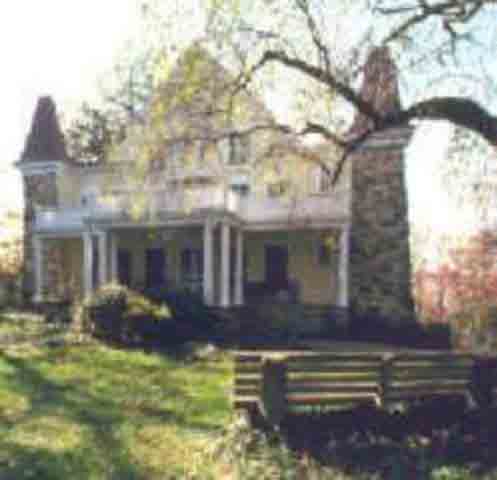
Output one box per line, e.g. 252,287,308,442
0,1,143,211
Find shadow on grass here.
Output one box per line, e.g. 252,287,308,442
0,351,149,479
0,345,229,479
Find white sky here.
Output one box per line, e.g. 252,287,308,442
0,1,142,211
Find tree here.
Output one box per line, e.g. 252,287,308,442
203,0,497,180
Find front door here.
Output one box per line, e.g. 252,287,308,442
145,248,166,290
265,245,289,292
118,249,132,287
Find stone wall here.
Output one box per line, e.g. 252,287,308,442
22,173,58,299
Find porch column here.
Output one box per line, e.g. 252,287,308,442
110,232,118,283
32,235,43,302
83,231,93,298
220,222,231,308
234,228,244,306
98,231,107,287
337,224,350,307
203,220,214,306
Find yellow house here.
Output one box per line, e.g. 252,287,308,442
17,46,413,323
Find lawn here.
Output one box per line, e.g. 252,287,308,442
0,311,66,342
2,312,497,480
0,330,232,479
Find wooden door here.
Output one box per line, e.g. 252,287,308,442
265,245,289,291
145,248,166,290
117,249,131,287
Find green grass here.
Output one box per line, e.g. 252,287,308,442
0,332,232,479
0,312,56,339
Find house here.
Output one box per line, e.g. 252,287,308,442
17,46,413,324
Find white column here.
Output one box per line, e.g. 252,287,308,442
234,229,244,306
337,224,350,307
98,232,107,287
220,222,231,308
83,231,94,298
110,232,118,283
203,221,215,306
32,236,43,302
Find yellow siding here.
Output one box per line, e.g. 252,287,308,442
245,230,337,305
57,169,81,208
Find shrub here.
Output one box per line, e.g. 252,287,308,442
82,284,220,346
82,284,173,345
449,303,497,352
144,287,219,339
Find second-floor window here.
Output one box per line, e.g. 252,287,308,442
230,183,250,196
267,180,289,198
315,165,333,193
169,141,186,168
228,134,249,165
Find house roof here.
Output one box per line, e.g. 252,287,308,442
19,96,70,163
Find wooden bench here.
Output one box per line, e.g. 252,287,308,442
382,352,476,405
233,350,495,425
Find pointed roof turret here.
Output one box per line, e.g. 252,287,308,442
19,96,69,163
350,46,401,136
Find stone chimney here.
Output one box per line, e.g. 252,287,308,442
348,47,415,324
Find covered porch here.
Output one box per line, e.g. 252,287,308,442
31,215,351,310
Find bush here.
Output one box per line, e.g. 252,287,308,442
82,284,173,345
449,303,497,352
144,287,219,338
82,284,220,346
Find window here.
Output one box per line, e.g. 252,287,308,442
181,248,203,293
228,135,249,165
316,166,333,193
316,236,335,267
145,248,166,289
230,183,250,196
267,180,289,198
169,141,185,167
81,190,98,207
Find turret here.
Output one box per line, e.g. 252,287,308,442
17,96,69,299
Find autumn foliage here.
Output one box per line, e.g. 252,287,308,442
414,231,497,323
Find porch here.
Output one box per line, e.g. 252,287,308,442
31,216,351,312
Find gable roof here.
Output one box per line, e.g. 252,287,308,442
19,96,69,163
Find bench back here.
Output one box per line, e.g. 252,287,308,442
233,350,490,423
234,351,385,411
383,353,475,403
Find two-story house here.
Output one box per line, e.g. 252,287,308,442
17,45,414,324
